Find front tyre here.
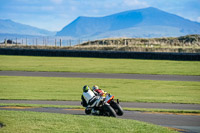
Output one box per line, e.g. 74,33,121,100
110,102,123,116
103,104,117,117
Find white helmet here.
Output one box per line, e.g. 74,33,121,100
92,85,99,90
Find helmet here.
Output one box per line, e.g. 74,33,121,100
92,85,99,91
83,85,90,92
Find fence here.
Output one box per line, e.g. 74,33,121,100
1,37,90,47
0,48,199,61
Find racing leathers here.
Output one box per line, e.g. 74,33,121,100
93,88,107,97
81,89,99,107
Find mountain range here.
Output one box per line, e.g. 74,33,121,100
56,7,200,39
0,19,55,36
0,7,200,39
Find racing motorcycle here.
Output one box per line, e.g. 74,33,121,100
82,94,123,117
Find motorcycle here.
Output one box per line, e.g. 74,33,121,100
82,94,123,117
84,96,117,117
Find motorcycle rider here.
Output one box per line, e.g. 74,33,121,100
81,85,101,114
92,85,108,97
92,85,115,106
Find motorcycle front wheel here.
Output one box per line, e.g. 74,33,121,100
110,101,123,116
103,104,117,117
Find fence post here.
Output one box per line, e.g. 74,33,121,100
55,39,57,47
45,38,46,47
66,40,68,46
78,39,80,45
5,39,7,46
32,39,34,46
47,37,49,46
26,37,27,46
36,38,38,46
60,39,62,47
69,39,71,47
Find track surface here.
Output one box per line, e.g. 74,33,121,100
1,100,200,110
0,71,200,81
0,100,200,133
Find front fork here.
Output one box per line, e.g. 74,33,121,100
116,99,119,104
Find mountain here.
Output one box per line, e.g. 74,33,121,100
56,7,200,39
0,19,55,36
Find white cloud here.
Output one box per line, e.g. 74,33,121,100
51,0,63,4
123,0,149,8
41,6,54,11
70,6,77,12
197,17,200,22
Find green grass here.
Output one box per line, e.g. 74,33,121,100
0,55,199,75
1,103,200,114
0,110,176,133
0,76,199,104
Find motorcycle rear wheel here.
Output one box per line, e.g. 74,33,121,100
85,108,91,115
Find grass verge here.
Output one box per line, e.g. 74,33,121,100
0,76,199,104
0,55,199,75
0,110,176,133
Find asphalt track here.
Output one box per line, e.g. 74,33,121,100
0,100,200,133
1,100,200,110
0,71,200,81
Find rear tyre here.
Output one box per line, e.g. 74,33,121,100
110,101,123,116
85,108,91,115
104,104,117,117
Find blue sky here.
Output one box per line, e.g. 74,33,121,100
0,0,200,31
